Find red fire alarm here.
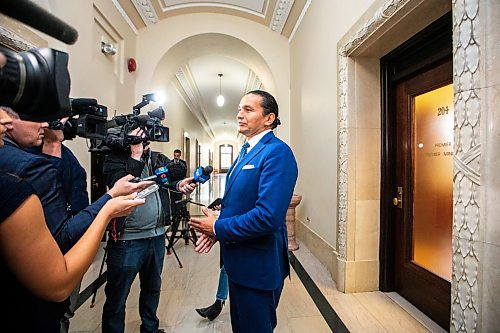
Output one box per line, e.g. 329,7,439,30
127,58,137,72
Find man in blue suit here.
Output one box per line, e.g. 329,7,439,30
190,90,298,332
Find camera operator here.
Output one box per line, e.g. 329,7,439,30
102,128,196,333
0,107,153,332
0,108,145,332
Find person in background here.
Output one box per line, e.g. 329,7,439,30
168,148,188,224
190,90,298,333
101,129,197,333
172,148,187,174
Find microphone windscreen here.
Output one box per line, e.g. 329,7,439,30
203,165,214,175
0,0,79,45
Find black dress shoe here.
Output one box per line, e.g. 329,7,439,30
195,299,224,321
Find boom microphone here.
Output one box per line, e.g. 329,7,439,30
193,165,213,184
0,0,79,45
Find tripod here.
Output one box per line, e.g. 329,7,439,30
166,197,204,255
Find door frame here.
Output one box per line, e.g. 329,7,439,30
380,12,452,292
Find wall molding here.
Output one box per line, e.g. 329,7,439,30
451,0,481,331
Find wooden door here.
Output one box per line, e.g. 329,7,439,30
392,61,452,329
380,12,452,330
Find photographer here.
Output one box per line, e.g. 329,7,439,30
0,107,152,332
0,107,145,332
102,128,196,333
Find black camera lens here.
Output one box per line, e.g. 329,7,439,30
0,46,71,121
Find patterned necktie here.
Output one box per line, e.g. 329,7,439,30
239,141,250,161
228,142,250,180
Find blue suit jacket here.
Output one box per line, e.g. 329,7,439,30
0,139,109,253
215,132,298,290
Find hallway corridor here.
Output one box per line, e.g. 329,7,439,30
69,175,446,333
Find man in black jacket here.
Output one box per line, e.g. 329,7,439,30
102,128,196,333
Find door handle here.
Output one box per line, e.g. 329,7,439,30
393,186,403,208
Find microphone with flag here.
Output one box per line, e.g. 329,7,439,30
130,166,171,186
131,165,213,185
193,165,213,184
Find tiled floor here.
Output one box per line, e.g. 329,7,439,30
70,174,447,332
70,242,331,333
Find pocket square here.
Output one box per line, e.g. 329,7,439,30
242,164,255,170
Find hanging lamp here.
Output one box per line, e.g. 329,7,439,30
216,73,225,107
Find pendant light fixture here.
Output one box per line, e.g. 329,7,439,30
216,73,225,107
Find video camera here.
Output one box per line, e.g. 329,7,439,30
48,98,108,141
90,93,169,153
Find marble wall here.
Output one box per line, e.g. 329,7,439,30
452,0,500,332
297,0,499,331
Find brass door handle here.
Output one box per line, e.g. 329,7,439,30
393,186,403,208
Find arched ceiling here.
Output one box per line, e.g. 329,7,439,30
113,0,308,141
117,0,309,37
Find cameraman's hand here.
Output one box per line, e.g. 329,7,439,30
44,117,68,144
42,118,69,158
107,174,154,198
128,128,145,160
177,177,197,195
102,193,145,219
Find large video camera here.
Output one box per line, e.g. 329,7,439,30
0,46,71,121
98,93,169,153
48,98,108,141
0,0,78,121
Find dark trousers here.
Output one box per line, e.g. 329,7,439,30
102,235,165,333
228,279,284,333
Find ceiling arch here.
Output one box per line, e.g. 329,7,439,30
150,33,276,140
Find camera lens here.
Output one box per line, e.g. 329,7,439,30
0,46,71,121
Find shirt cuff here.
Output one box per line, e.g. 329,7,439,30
213,220,217,236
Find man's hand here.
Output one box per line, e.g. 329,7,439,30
177,177,197,195
194,233,217,253
107,174,154,198
189,207,216,238
128,128,145,160
42,117,69,157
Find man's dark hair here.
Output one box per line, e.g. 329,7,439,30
246,90,281,129
174,149,181,155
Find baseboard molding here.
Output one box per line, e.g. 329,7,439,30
296,219,379,293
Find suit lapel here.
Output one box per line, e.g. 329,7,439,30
224,132,274,195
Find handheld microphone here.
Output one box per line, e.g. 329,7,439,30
154,166,171,186
130,166,171,186
193,165,213,184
